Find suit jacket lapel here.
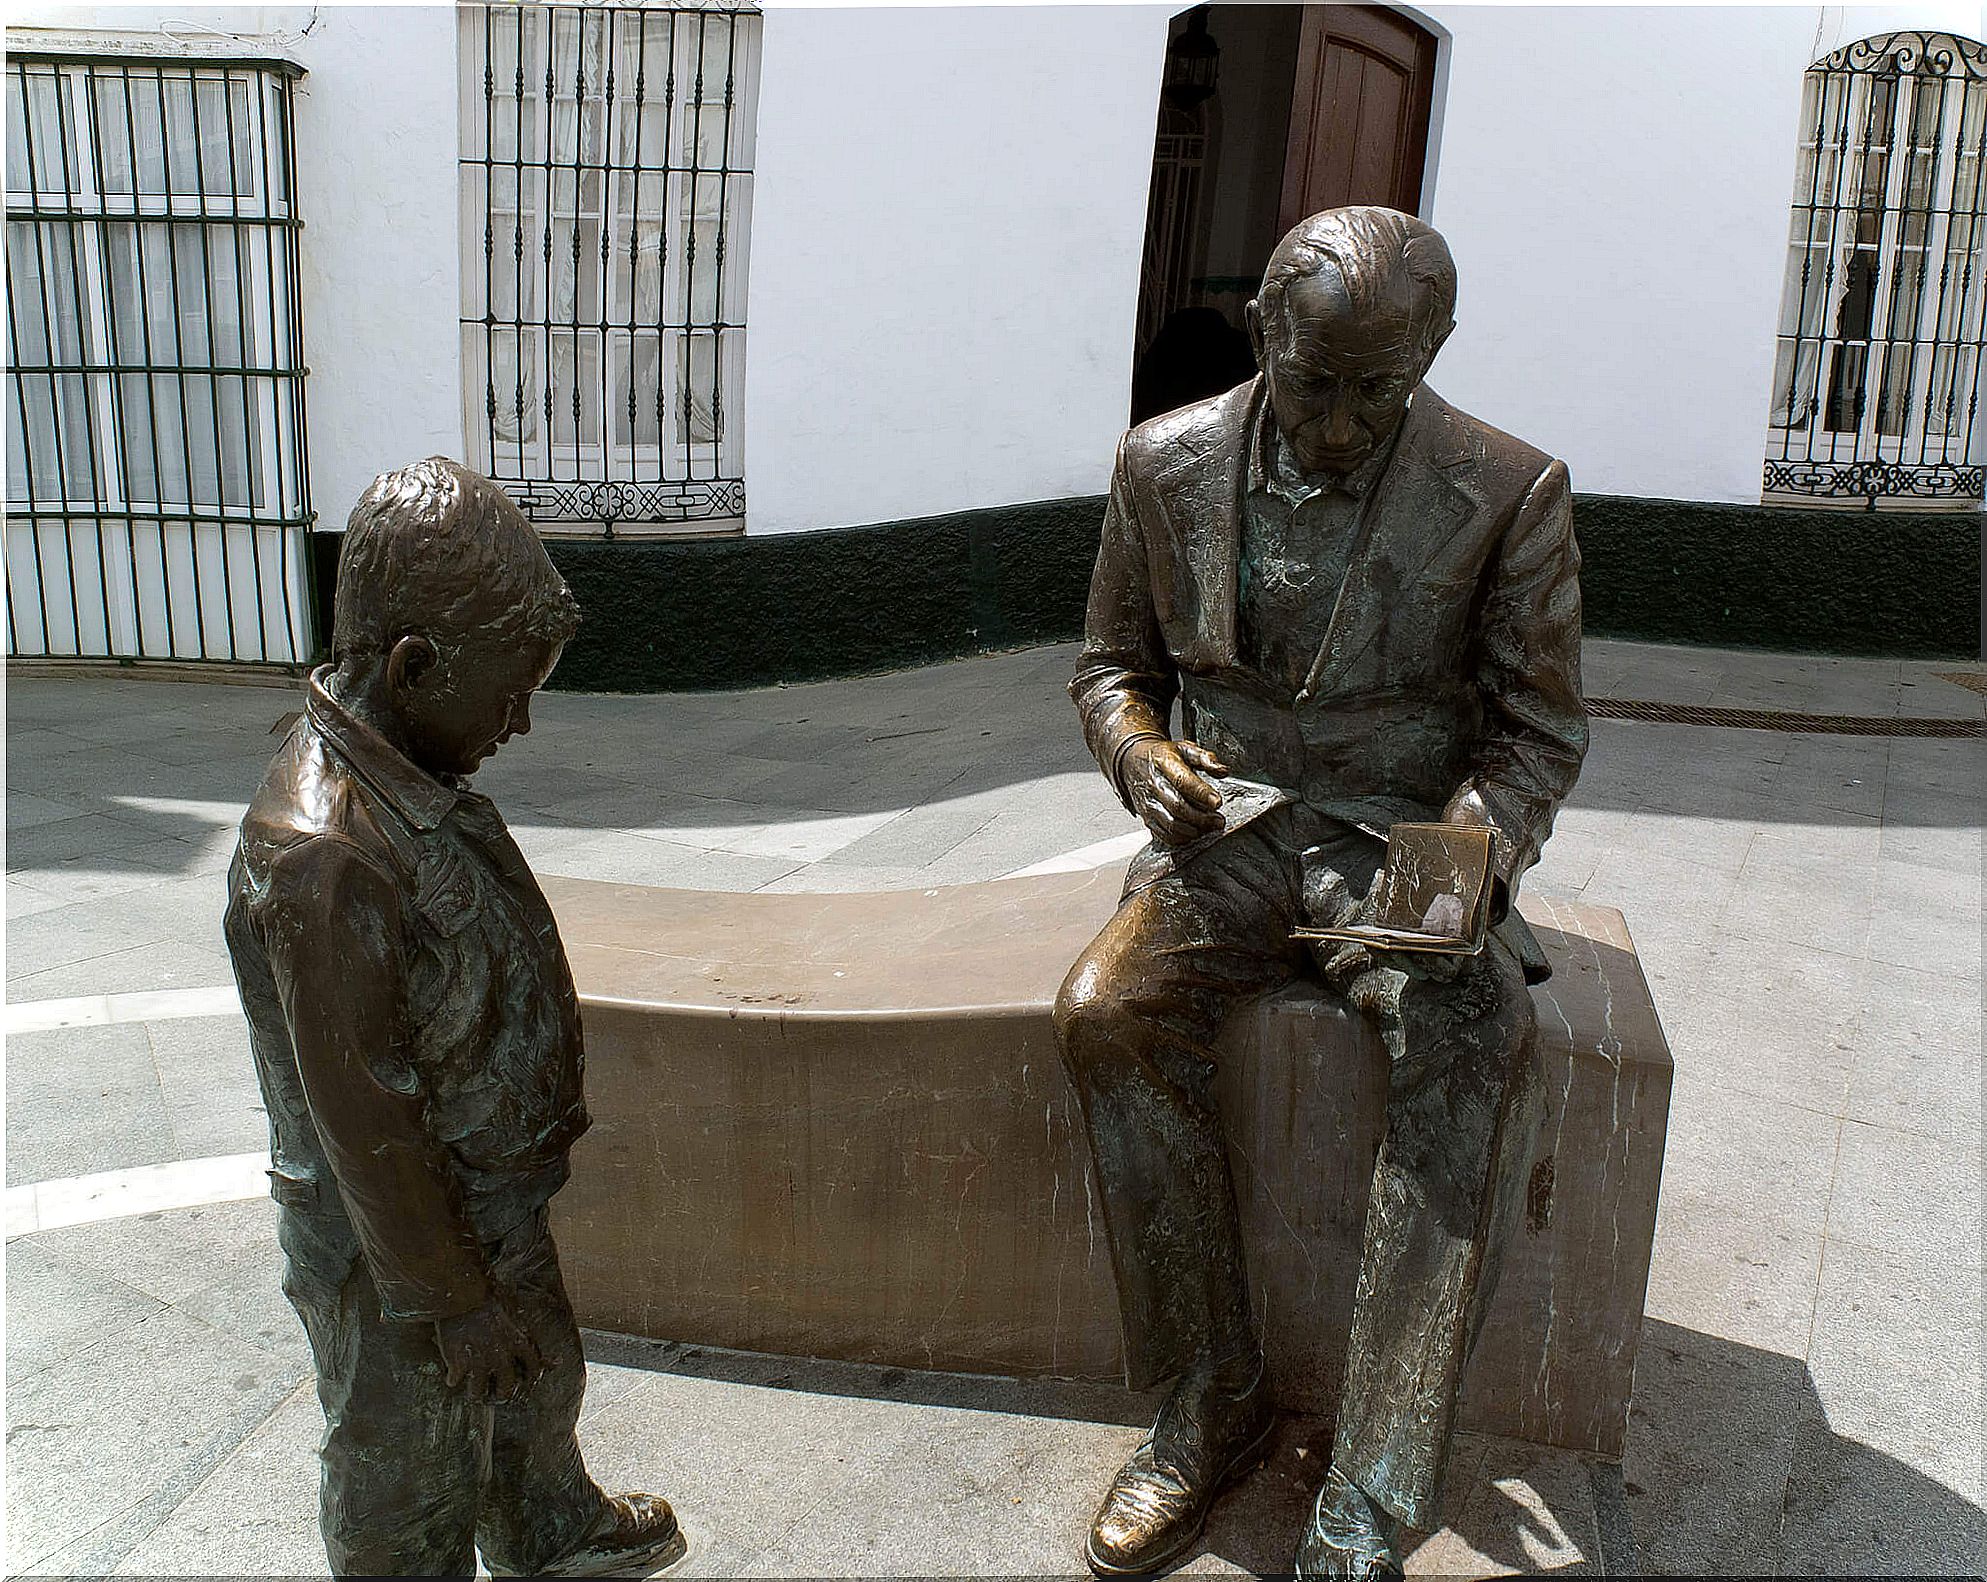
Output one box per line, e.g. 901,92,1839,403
1148,379,1259,669
1301,389,1476,699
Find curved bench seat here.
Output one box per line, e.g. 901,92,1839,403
544,866,1670,1460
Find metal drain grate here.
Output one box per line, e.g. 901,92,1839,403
1587,698,1984,737
1936,672,1987,698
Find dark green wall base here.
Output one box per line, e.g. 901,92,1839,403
308,490,1981,692
1573,494,1981,661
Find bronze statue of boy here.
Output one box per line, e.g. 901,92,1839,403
1056,207,1587,1579
224,458,683,1577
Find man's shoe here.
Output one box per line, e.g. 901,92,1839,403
520,1491,686,1578
1084,1361,1275,1577
1293,1465,1404,1581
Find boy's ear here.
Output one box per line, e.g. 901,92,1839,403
385,633,440,695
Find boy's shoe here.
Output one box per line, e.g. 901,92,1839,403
506,1492,686,1579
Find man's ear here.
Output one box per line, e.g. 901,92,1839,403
385,633,440,697
1245,298,1264,367
1421,318,1456,370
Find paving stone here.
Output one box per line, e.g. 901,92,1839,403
1642,1078,1838,1355
1876,809,1983,873
6,937,236,1002
1806,1238,1986,1507
4,1304,309,1576
6,1088,180,1188
1411,1436,1605,1575
1642,934,1867,1117
4,876,71,921
143,1013,268,1161
4,1020,160,1109
4,1240,163,1381
1864,858,1984,982
655,802,908,864
748,1391,1146,1578
816,798,996,871
1579,832,1752,947
4,845,206,913
24,1195,286,1308
1826,1120,1984,1270
1618,1319,1822,1576
1716,834,1867,957
4,811,179,873
533,832,803,892
1841,963,1985,1145
755,861,941,894
5,789,85,830
107,1380,327,1578
1776,1408,1987,1576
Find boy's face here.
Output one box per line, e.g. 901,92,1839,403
395,632,564,778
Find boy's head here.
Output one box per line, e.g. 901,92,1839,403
331,457,580,777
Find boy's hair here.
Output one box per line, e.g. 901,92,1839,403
331,457,581,666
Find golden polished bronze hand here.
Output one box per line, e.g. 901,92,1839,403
1122,737,1231,845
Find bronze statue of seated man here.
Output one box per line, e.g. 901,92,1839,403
1055,207,1587,1580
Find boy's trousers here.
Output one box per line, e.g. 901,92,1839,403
278,1205,607,1577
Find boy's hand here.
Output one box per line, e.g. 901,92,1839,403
435,1296,543,1402
1124,738,1229,845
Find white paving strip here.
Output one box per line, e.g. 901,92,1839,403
4,983,243,1034
6,1150,270,1239
1001,830,1147,878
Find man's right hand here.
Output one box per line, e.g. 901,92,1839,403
435,1295,542,1402
1123,737,1229,846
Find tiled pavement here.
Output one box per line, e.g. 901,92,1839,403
5,638,1983,1576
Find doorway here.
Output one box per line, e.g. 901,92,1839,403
1130,4,1440,424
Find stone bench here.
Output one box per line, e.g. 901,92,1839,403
544,867,1671,1460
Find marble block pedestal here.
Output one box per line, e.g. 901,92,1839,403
546,870,1670,1459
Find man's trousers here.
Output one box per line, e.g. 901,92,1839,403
1053,805,1544,1531
277,1204,608,1576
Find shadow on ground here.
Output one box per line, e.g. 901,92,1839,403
7,651,1984,896
588,1317,1987,1576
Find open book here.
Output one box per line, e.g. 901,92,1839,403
1293,822,1498,956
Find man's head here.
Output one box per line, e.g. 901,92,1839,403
331,457,580,776
1245,206,1457,476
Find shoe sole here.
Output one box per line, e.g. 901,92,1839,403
1082,1418,1278,1579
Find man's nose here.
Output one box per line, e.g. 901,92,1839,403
509,697,532,737
1321,391,1359,445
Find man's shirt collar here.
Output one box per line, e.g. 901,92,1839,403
305,667,459,832
1248,391,1407,507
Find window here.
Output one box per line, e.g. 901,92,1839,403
1765,31,1986,507
5,51,313,662
458,1,759,536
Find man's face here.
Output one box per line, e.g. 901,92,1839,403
1249,267,1444,476
396,631,564,778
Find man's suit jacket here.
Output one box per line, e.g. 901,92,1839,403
1072,377,1587,981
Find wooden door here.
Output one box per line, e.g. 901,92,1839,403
1278,6,1438,232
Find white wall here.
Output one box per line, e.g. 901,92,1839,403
741,3,1169,534
285,6,463,529
1418,3,1985,504
13,3,1981,533
744,2,1984,523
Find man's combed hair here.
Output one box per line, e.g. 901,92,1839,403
331,457,581,665
1260,206,1458,352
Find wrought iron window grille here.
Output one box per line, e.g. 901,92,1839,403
5,51,315,664
458,0,758,538
1764,30,1987,509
